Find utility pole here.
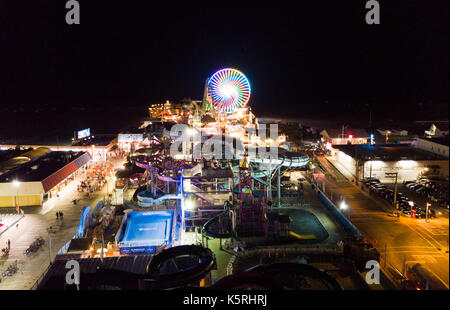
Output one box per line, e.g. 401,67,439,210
385,172,399,213
394,172,398,210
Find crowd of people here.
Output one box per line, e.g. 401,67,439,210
77,161,114,196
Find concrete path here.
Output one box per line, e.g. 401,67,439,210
0,156,125,289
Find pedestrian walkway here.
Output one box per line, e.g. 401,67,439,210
0,212,24,237
325,156,355,182
0,156,125,289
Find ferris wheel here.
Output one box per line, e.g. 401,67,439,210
207,68,251,113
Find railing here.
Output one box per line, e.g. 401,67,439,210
57,240,72,255
315,184,363,240
30,263,53,290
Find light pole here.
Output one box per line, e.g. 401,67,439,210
112,176,117,205
13,180,20,214
385,130,391,144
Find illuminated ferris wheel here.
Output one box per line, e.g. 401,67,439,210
207,68,251,114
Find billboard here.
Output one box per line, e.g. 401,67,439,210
77,128,91,139
118,133,144,143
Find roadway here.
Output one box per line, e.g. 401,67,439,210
313,155,449,289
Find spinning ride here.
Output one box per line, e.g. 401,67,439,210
207,68,251,114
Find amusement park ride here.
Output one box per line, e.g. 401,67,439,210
40,68,362,291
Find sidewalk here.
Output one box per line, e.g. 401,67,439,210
0,156,125,289
0,211,24,237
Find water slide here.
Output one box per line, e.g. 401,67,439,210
45,245,216,290
145,245,216,289
182,179,225,204
137,191,181,208
212,263,343,290
246,147,310,168
130,173,146,185
202,205,232,239
57,205,91,254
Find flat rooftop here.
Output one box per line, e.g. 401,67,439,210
421,136,449,147
334,144,448,161
0,149,30,162
0,151,86,183
72,134,116,147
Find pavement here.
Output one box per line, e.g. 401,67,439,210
0,213,24,237
314,155,449,289
0,156,125,289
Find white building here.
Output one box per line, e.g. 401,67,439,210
320,128,370,145
330,144,449,183
413,137,449,159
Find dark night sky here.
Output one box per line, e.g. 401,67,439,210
0,0,448,137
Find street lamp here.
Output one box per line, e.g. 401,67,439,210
340,201,350,219
13,180,20,214
426,203,431,222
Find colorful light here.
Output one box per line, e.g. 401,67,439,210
207,68,251,113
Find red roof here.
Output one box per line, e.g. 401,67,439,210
41,152,91,193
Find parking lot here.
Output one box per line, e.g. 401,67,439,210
389,180,448,218
364,177,449,219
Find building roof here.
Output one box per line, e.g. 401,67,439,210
0,148,29,162
322,128,369,139
333,144,448,161
72,134,116,147
0,151,90,184
36,254,153,289
0,147,51,176
67,237,92,252
420,136,449,147
41,152,91,192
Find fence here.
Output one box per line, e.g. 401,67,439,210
30,263,53,290
316,187,363,240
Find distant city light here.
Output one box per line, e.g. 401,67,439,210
12,180,20,187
